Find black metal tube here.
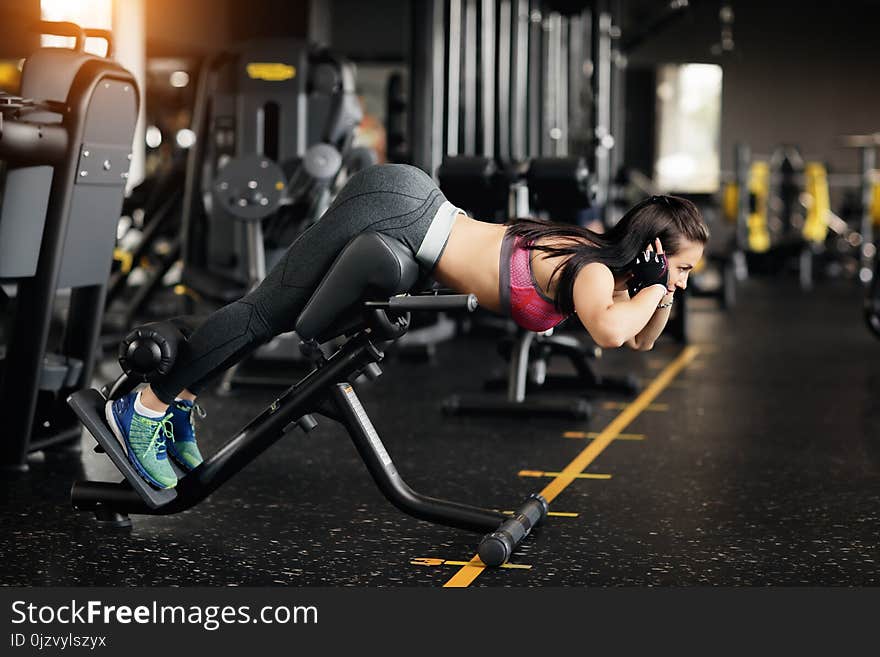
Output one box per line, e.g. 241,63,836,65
478,494,549,566
332,383,504,533
860,145,876,278
408,0,444,174
387,293,477,312
41,284,110,449
34,21,85,52
71,480,144,511
179,53,232,268
83,28,113,58
0,120,68,165
63,285,106,387
735,143,751,254
107,373,139,400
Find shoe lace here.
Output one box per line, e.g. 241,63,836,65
174,401,206,431
175,401,206,417
143,413,174,458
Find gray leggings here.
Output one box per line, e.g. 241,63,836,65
151,164,456,404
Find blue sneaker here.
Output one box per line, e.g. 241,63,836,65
166,400,205,471
105,391,177,489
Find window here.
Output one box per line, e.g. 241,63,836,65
40,0,113,56
654,63,722,194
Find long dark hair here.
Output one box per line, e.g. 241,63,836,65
507,195,710,315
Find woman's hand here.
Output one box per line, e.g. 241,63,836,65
626,238,670,298
646,238,676,294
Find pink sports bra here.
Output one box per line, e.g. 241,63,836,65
499,232,570,332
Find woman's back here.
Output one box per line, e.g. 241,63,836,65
433,214,508,313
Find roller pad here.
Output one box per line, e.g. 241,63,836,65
478,494,550,567
118,321,187,381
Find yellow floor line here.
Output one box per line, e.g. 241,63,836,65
601,401,668,411
503,510,579,518
563,431,645,441
518,470,611,480
441,345,701,588
413,558,532,570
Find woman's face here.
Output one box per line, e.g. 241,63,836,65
665,239,705,293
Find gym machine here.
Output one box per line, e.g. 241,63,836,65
724,143,832,291
0,21,139,470
177,39,366,390
180,40,363,303
69,233,549,568
838,135,880,338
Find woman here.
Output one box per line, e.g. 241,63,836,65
107,164,708,489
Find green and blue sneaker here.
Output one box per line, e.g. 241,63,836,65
166,399,205,471
105,392,177,489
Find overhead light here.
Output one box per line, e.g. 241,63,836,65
175,129,196,149
145,125,162,148
169,70,190,88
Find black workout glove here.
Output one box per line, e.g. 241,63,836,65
626,249,669,298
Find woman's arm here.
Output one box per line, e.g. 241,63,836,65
620,238,674,351
626,290,674,350
573,263,667,348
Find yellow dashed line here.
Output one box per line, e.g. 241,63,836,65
441,345,701,588
503,510,579,518
601,401,668,411
563,431,645,441
413,558,531,570
518,470,611,480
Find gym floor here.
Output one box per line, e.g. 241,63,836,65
3,277,878,587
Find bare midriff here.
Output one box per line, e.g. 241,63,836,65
432,213,507,313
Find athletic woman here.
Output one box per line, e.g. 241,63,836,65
106,164,708,489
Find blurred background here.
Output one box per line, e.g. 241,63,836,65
2,0,877,297
0,1,875,184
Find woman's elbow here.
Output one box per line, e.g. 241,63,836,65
592,329,626,349
579,315,626,349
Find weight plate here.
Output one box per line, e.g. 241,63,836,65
212,154,286,221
